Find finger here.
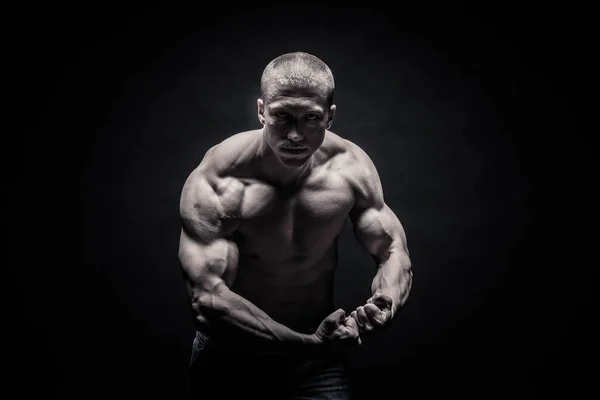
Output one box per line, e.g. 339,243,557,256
326,309,346,330
353,308,363,329
364,303,386,326
342,317,362,346
350,311,360,333
332,308,346,322
356,306,373,332
344,315,359,334
371,293,393,310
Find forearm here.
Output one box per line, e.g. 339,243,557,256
194,285,318,354
371,248,412,316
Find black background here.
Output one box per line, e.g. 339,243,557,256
16,4,591,399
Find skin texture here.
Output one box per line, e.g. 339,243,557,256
178,59,412,357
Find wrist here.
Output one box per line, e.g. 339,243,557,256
305,333,322,345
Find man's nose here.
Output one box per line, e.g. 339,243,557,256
287,127,304,142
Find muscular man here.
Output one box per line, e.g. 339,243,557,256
178,52,412,399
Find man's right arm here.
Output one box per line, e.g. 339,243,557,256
178,170,319,355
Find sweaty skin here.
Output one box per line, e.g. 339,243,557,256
179,81,412,356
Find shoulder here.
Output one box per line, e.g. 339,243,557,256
184,129,260,190
323,132,384,209
320,132,377,170
196,129,261,179
324,132,381,186
180,130,257,221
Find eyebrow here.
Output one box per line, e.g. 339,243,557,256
269,102,324,113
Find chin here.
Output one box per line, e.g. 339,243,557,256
278,152,311,167
279,157,309,167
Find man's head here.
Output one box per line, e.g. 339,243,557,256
257,52,336,167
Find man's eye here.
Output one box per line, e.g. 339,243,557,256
275,111,288,118
306,114,319,120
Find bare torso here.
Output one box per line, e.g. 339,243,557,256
205,130,359,333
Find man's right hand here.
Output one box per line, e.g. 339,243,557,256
312,309,361,354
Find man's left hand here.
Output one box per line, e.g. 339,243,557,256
350,293,394,335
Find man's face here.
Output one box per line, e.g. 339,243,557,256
258,85,335,167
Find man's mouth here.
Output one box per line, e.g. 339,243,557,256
281,147,308,154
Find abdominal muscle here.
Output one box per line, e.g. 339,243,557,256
229,245,338,334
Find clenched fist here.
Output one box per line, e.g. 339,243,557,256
351,293,394,335
312,308,362,353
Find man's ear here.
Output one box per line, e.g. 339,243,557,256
326,104,336,129
257,98,265,125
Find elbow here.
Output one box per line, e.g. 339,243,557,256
191,285,230,318
189,292,222,329
188,291,212,328
191,291,212,312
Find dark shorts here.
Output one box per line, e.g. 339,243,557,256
188,331,352,399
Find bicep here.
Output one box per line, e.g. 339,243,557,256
178,228,239,292
178,173,240,293
351,204,409,263
178,226,239,326
346,142,408,260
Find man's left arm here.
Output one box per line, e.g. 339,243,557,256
347,146,413,333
